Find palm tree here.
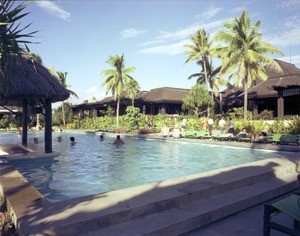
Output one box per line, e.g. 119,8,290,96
101,54,135,128
0,0,37,87
56,71,78,128
126,79,140,107
187,59,229,107
215,11,283,120
184,29,213,115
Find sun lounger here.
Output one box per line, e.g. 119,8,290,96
279,134,300,146
182,129,197,139
266,134,282,145
212,133,235,141
264,175,300,236
264,193,300,236
195,130,211,139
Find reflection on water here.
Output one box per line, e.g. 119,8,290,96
2,131,284,202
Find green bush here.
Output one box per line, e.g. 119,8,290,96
226,107,252,120
287,116,300,134
257,109,274,120
267,119,288,134
0,115,9,128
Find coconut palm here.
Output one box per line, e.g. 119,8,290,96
0,0,37,87
101,54,135,128
126,79,140,107
56,71,78,128
184,29,213,115
215,11,283,120
187,59,230,104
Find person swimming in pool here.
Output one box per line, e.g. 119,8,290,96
113,135,124,144
70,136,76,146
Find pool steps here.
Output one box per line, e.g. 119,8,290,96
14,155,299,235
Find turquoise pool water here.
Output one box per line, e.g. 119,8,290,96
1,131,285,202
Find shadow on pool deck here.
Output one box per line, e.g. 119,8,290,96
0,147,299,235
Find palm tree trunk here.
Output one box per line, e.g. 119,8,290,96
244,81,248,121
116,96,120,128
203,57,210,117
44,99,52,153
22,100,28,146
62,101,66,128
36,113,40,130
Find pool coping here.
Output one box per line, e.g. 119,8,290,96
0,134,300,235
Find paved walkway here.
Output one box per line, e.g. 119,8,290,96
186,191,297,236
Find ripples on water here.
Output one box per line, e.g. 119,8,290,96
2,131,284,202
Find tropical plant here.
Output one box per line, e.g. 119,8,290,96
215,10,283,121
257,109,274,120
52,102,74,127
101,54,135,127
122,106,143,131
226,107,253,120
187,60,230,108
51,71,78,128
184,29,214,115
182,83,213,118
287,116,300,134
126,79,140,106
0,0,37,87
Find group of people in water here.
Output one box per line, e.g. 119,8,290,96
65,134,125,146
31,134,125,146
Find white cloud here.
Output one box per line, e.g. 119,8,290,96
68,86,105,104
277,0,300,10
139,39,167,46
278,55,300,66
200,6,223,20
157,19,226,41
137,39,189,56
266,21,300,47
231,6,247,13
284,16,300,29
35,1,71,22
138,17,231,56
120,28,146,39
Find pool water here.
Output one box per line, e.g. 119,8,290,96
2,131,285,202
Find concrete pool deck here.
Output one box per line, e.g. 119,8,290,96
0,137,300,235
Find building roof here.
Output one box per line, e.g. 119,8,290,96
222,59,300,103
247,60,300,99
72,87,189,110
0,53,70,106
141,87,190,103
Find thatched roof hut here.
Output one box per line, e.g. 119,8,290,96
0,53,70,153
222,59,300,117
247,59,300,99
0,53,69,105
141,87,189,103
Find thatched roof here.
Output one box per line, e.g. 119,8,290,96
247,60,300,98
222,60,300,102
141,87,190,103
0,53,70,106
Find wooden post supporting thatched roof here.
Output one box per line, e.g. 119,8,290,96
0,53,70,153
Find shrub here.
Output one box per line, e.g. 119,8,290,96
287,116,300,134
267,119,289,134
226,107,253,120
257,109,274,120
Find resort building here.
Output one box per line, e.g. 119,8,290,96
222,59,300,118
72,60,300,119
71,87,190,117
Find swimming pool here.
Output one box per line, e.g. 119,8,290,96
2,131,286,202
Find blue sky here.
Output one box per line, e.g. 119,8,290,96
23,0,300,105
